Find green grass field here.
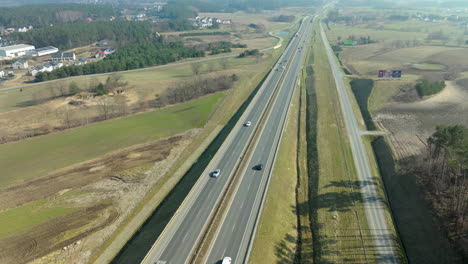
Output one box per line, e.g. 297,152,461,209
0,93,223,187
0,56,258,113
0,199,78,239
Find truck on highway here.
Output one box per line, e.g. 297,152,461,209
222,257,232,264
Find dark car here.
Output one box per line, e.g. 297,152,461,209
254,164,263,170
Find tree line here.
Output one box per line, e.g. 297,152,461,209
0,3,115,28
151,74,237,108
35,41,205,82
179,32,231,37
426,125,468,237
7,20,155,50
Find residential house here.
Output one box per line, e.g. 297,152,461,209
94,47,114,58
29,66,43,76
42,64,54,72
12,59,28,69
52,52,76,61
29,64,53,76
79,57,87,64
94,50,106,58
51,61,63,69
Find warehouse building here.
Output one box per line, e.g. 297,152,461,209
32,46,59,57
0,44,35,58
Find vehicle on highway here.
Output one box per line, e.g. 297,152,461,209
222,257,232,264
211,169,220,178
281,66,286,69
244,121,251,127
254,164,263,170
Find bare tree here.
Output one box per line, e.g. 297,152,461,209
97,97,114,120
114,95,128,116
191,62,203,75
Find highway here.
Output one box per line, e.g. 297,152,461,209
319,23,400,263
205,18,312,264
141,16,313,264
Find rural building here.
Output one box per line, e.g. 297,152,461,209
94,48,114,58
32,46,59,57
42,64,53,72
97,39,109,47
29,64,54,76
52,52,76,61
51,61,63,69
12,59,28,69
0,44,35,58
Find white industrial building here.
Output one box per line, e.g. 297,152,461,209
0,44,35,58
32,46,58,57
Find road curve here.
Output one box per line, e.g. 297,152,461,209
319,23,400,263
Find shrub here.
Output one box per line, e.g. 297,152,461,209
415,80,446,96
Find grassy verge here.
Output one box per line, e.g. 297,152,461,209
249,74,300,264
310,23,378,263
297,44,315,263
349,79,376,130
0,198,78,239
0,93,223,187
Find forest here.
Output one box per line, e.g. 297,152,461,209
0,3,115,28
7,21,155,50
35,41,205,82
426,125,468,238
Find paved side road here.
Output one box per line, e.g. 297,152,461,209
319,22,400,263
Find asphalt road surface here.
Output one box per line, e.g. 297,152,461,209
205,19,313,264
319,23,400,263
141,17,313,264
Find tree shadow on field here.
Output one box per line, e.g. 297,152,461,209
317,179,385,212
274,232,298,264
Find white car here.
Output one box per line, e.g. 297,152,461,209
245,121,252,127
211,169,220,178
222,257,232,264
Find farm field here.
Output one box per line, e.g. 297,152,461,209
0,5,305,264
327,4,468,262
0,93,223,188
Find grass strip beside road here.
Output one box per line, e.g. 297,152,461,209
311,25,377,264
249,77,300,264
0,93,223,188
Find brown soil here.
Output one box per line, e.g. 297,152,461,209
376,81,468,160
0,203,118,264
0,130,197,264
0,135,184,211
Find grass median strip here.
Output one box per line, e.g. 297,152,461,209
310,24,376,264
